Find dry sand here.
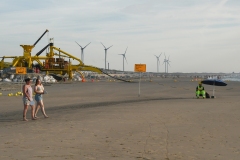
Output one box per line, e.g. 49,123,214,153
0,78,240,160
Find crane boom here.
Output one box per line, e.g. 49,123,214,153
33,29,49,46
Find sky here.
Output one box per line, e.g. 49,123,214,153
0,0,240,73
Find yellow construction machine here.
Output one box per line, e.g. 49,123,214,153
0,29,103,80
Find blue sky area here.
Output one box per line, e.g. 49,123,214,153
0,0,240,73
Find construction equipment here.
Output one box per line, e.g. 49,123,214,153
0,29,104,80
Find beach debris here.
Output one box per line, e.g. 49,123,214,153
10,74,14,80
8,93,13,96
3,78,11,82
43,75,57,83
70,73,82,81
19,92,22,95
49,74,63,81
37,75,43,82
73,75,82,81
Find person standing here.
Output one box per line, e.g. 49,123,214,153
196,82,206,98
22,77,37,121
34,79,48,118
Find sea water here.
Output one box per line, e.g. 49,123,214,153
221,74,240,82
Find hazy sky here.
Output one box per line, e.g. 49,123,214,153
0,0,239,73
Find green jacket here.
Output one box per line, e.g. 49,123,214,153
196,85,204,91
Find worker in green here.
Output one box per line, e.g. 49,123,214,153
196,82,206,98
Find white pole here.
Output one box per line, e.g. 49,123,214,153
20,64,22,94
138,72,141,97
20,74,22,93
105,51,106,70
212,81,215,98
213,85,215,97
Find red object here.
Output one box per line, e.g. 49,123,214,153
36,68,40,73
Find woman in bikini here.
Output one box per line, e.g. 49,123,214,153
34,79,48,118
22,77,37,121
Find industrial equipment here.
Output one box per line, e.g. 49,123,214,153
0,29,104,80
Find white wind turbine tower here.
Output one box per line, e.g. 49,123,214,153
101,42,113,70
119,47,128,71
154,53,162,72
166,55,171,73
75,41,91,63
163,53,167,73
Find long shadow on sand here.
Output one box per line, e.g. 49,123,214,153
0,97,190,123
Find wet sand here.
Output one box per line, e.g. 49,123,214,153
1,78,240,159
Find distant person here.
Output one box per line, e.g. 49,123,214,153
22,77,37,121
34,79,48,118
196,82,206,98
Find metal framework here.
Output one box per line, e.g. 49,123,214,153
0,30,102,80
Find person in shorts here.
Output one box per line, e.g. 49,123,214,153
34,79,48,118
22,77,37,121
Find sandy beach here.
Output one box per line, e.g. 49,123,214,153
0,77,240,160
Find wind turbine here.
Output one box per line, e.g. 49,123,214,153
75,41,91,63
154,53,162,72
166,56,171,73
119,47,128,71
101,42,113,70
163,53,167,73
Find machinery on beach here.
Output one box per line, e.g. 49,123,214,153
0,29,104,80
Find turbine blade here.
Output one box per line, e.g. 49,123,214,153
159,53,162,57
101,42,106,49
83,42,91,49
75,41,82,48
167,60,171,66
124,56,128,64
106,45,113,50
124,47,128,54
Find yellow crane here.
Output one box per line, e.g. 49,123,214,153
0,29,103,80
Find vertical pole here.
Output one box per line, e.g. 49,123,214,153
20,63,22,93
105,51,106,70
20,74,22,93
138,72,141,97
68,59,70,80
213,86,215,97
213,81,215,98
123,56,124,71
82,48,84,63
108,62,109,70
165,61,166,73
59,48,60,59
167,61,169,73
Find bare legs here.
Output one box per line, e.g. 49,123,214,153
23,105,37,121
34,100,48,118
23,105,28,121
